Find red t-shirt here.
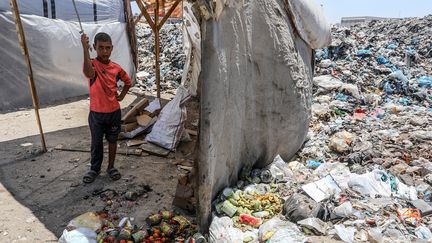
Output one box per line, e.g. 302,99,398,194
85,59,131,113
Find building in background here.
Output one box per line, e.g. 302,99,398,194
340,16,399,26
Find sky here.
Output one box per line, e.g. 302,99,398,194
131,1,432,23
316,0,432,23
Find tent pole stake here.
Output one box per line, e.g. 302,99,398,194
10,0,47,152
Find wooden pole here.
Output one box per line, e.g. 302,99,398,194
155,0,161,98
10,0,47,152
136,0,183,99
136,0,155,32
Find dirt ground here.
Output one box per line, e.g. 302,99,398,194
0,94,199,241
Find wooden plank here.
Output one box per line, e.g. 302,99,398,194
55,147,144,156
140,142,170,157
10,0,47,152
126,139,146,147
121,98,149,123
135,0,156,33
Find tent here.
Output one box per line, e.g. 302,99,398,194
0,0,137,111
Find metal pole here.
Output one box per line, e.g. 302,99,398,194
155,0,161,98
10,0,47,152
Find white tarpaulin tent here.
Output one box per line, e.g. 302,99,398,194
0,0,135,111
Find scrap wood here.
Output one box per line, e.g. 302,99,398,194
140,142,170,157
126,139,146,147
54,146,146,156
121,98,149,123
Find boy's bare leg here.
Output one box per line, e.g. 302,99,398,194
107,142,117,170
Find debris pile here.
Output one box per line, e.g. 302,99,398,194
209,15,432,242
59,211,201,243
131,23,185,96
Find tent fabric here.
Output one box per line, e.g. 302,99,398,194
0,0,125,23
0,11,134,111
180,1,201,96
197,0,314,230
284,0,332,49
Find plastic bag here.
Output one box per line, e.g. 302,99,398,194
348,169,393,198
58,228,97,243
258,217,306,243
313,75,343,91
146,86,190,151
66,212,102,232
265,155,293,182
328,131,356,153
334,224,356,243
209,216,258,243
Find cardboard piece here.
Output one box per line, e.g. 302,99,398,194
302,175,342,202
136,114,152,127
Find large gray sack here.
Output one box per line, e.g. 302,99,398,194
197,0,314,230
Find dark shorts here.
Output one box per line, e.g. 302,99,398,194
88,109,121,143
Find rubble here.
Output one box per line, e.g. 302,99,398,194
132,23,185,95
208,15,432,242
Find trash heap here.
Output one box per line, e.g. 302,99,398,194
210,16,432,242
131,23,185,95
59,211,203,243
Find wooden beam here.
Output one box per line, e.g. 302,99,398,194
155,0,161,98
10,0,47,152
158,0,182,30
135,0,156,33
123,0,138,70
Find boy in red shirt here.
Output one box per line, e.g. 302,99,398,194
81,32,131,183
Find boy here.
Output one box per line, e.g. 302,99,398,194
81,32,131,183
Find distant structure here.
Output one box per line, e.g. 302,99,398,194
340,16,396,26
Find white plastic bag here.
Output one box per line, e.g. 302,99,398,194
258,217,306,243
334,224,356,243
58,228,97,243
209,216,254,243
146,86,190,151
265,155,293,182
348,169,392,198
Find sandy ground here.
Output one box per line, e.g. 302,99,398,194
0,94,137,143
0,93,198,241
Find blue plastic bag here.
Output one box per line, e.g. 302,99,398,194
376,55,388,65
306,160,322,168
356,49,372,57
387,43,398,49
418,76,432,88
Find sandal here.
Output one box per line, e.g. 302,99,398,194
83,170,100,184
107,168,121,181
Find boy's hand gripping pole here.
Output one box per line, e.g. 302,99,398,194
72,0,92,51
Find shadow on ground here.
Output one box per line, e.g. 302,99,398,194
0,96,199,237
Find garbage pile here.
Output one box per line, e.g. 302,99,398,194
209,15,432,242
131,23,185,95
59,211,203,243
